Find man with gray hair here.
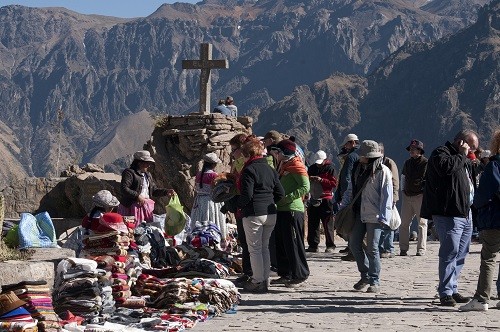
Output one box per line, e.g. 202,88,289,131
421,129,479,307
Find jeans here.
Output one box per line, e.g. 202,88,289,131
399,193,427,253
433,213,472,297
242,214,277,283
349,214,384,286
379,226,394,254
473,229,500,303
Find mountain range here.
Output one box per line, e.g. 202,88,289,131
0,0,496,187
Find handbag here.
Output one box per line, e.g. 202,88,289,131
389,207,401,230
164,195,187,236
334,177,371,240
18,211,57,249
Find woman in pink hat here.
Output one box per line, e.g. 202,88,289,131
118,150,174,225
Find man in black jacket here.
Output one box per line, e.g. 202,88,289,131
421,129,479,307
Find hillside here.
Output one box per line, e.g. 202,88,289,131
0,0,491,179
255,0,499,166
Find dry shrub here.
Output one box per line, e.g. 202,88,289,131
0,241,33,261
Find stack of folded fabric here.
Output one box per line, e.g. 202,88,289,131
82,231,130,257
53,258,103,320
81,213,137,310
194,278,240,316
151,278,194,308
0,291,37,331
133,274,166,299
1,280,59,331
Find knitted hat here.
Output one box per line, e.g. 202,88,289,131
358,140,382,158
92,190,120,209
276,139,297,156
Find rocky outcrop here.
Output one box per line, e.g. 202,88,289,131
147,114,252,213
253,73,368,161
0,1,490,179
0,173,121,218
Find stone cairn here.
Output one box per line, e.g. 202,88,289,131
146,113,252,214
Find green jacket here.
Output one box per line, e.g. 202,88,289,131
276,157,310,212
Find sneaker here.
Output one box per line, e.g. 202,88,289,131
440,295,457,307
270,276,291,285
366,285,380,293
353,279,370,291
459,299,487,311
400,250,408,256
410,231,418,241
339,247,350,254
341,252,356,261
452,293,471,303
285,278,307,288
306,247,319,253
325,247,335,253
416,250,425,256
380,252,394,258
243,280,268,293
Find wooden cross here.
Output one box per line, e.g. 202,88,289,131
182,43,229,114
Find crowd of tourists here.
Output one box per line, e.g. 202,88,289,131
220,128,499,312
1,125,498,332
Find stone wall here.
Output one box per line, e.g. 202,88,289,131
0,114,252,220
147,114,252,213
0,173,121,219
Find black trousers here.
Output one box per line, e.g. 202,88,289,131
275,210,310,280
307,198,335,249
236,216,252,276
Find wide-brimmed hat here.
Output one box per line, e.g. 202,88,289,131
92,190,120,209
358,140,382,158
312,150,327,164
203,152,222,164
263,130,282,142
0,292,27,316
133,150,155,163
406,139,425,154
96,212,128,233
342,133,359,146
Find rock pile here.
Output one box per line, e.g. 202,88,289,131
147,114,252,213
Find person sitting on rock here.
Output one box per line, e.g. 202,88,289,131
213,99,231,116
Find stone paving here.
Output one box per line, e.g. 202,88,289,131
194,239,500,332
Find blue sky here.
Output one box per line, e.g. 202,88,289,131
0,1,200,18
